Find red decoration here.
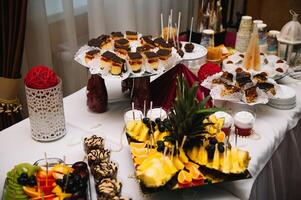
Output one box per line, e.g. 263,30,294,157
150,64,207,110
24,66,59,89
197,63,221,83
87,75,108,113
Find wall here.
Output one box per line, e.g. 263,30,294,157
247,0,301,31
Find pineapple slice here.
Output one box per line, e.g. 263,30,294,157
138,126,149,142
212,145,220,170
179,148,189,164
190,146,199,161
173,156,185,170
133,121,144,136
126,120,136,132
199,146,208,166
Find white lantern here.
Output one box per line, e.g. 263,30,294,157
277,10,301,65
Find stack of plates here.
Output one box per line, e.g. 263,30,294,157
268,85,296,109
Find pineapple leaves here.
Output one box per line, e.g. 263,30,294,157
168,74,221,147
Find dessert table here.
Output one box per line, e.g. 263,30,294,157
1,78,301,199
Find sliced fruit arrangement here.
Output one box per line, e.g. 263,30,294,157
124,75,251,192
3,161,89,200
125,117,171,143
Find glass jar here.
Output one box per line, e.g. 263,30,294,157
258,23,268,53
267,30,280,55
200,29,215,48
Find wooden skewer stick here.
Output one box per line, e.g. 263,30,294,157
143,100,146,117
131,102,135,120
44,152,48,186
167,15,170,42
180,135,187,149
176,141,179,156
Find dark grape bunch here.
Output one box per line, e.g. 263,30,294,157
17,173,37,187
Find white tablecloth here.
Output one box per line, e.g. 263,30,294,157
1,78,301,200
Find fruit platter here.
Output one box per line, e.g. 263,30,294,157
2,159,91,200
74,31,206,79
123,75,252,193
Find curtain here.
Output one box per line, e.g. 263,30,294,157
23,0,199,116
0,0,28,130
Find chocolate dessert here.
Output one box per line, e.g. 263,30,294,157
88,38,102,48
245,86,258,103
85,49,100,62
157,49,171,60
84,135,104,153
256,82,276,95
141,36,155,48
153,37,165,46
176,48,184,58
115,38,130,47
253,72,268,83
111,32,124,40
91,161,118,181
87,149,110,166
136,45,151,53
184,43,194,53
221,71,234,82
96,178,122,200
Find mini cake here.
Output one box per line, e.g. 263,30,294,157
159,42,173,51
140,36,155,48
253,72,268,83
115,38,130,48
220,71,233,83
157,49,171,61
96,178,122,200
221,84,240,96
153,37,165,47
111,55,125,75
87,149,110,166
126,31,138,40
124,109,143,124
114,45,130,57
91,161,118,181
184,43,194,53
128,52,143,73
256,82,276,95
100,51,115,69
144,51,159,70
234,111,255,136
88,38,102,48
85,49,100,63
97,34,112,49
212,111,233,136
84,135,104,153
136,45,151,53
111,32,124,40
146,108,167,121
244,86,258,103
113,197,132,200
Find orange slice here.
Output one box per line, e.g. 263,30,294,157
177,170,192,184
23,186,41,197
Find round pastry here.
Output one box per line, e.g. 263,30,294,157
234,111,255,136
87,149,110,166
177,48,184,58
91,161,118,181
84,135,104,153
96,178,122,200
212,111,233,136
184,43,194,53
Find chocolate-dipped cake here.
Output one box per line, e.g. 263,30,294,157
176,48,184,58
157,49,171,60
87,149,110,166
91,161,118,181
111,32,124,40
184,43,194,53
84,135,104,153
153,37,165,46
96,178,122,199
126,31,138,40
85,49,100,63
245,86,258,103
